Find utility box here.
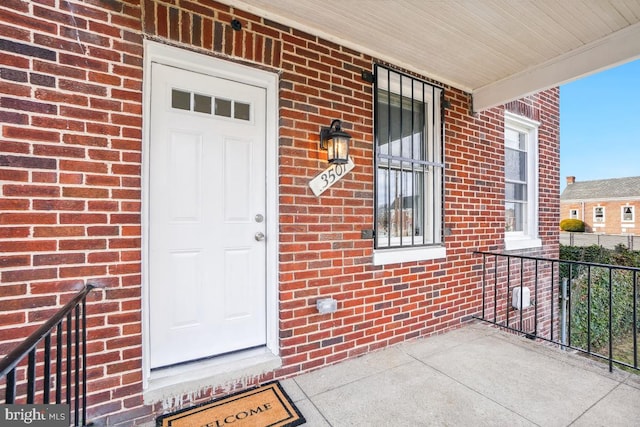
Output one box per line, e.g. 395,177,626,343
512,287,531,310
316,298,338,314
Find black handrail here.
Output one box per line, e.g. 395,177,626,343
474,251,639,373
0,284,95,426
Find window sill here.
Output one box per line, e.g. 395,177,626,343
504,236,542,251
373,246,446,265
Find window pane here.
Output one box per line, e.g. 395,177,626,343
214,98,232,117
171,89,191,110
412,101,425,161
506,183,526,201
506,202,524,232
392,169,418,242
234,101,251,120
505,128,525,150
377,91,427,161
505,148,526,181
429,165,442,244
194,94,211,114
389,97,401,158
376,167,390,247
403,99,421,160
389,168,402,238
377,166,435,246
413,168,425,243
402,166,413,243
376,91,390,156
623,207,633,221
412,80,424,161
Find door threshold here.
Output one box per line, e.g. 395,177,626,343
144,347,281,405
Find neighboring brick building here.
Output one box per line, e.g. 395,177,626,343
0,1,636,425
561,176,640,235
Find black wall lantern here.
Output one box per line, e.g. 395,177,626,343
319,119,351,164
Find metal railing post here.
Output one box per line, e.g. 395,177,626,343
550,260,556,341
609,269,614,372
561,277,568,350
634,271,638,369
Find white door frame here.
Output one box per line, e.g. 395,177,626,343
141,40,279,387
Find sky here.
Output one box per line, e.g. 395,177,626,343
559,58,640,191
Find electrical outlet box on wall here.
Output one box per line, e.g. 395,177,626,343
512,287,531,310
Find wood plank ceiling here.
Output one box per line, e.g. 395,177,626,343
221,0,640,110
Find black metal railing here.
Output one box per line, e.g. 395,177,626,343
474,251,639,373
0,284,94,426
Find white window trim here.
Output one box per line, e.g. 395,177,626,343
621,205,634,223
570,209,579,219
504,112,541,251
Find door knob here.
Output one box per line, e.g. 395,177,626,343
255,232,265,241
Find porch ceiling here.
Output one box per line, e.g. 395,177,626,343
223,0,640,110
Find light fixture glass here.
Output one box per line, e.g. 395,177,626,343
320,119,351,164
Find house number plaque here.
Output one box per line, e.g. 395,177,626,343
309,157,355,196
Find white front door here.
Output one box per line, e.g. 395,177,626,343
149,63,267,369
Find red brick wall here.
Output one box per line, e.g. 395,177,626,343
561,200,639,234
0,1,560,425
0,0,144,423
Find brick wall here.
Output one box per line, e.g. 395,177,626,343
561,200,639,234
0,1,560,425
0,0,144,422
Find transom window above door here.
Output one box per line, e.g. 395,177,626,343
171,88,251,121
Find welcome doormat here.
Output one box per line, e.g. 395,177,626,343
157,381,306,427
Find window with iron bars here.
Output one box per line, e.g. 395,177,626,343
374,65,444,250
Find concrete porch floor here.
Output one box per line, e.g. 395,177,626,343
281,322,640,426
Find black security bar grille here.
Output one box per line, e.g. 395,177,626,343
0,284,95,426
374,64,445,249
474,251,638,373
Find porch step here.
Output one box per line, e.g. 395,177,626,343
144,347,281,406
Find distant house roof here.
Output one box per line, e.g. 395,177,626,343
561,176,640,201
